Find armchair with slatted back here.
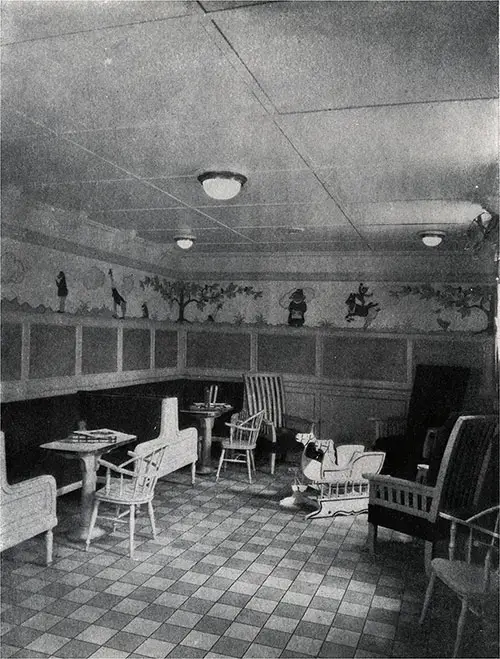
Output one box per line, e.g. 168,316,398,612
243,373,316,474
371,364,471,480
365,415,498,574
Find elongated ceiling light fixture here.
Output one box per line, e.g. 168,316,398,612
419,231,445,247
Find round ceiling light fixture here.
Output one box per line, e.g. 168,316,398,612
174,234,196,250
419,230,446,247
198,171,247,200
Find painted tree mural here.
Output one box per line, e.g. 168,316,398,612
390,284,496,333
140,277,263,323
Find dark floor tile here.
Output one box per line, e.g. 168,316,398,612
12,650,49,658
235,608,270,627
256,586,284,602
167,644,206,658
55,639,100,658
168,581,200,596
81,576,114,592
294,620,329,640
152,622,189,643
129,586,164,603
49,617,89,638
1,606,35,625
42,599,81,617
219,591,252,608
156,566,188,581
191,562,219,576
180,597,213,615
310,595,341,612
194,615,231,635
87,592,123,610
1,626,42,648
318,640,356,657
367,606,400,625
254,629,291,649
211,635,250,657
273,602,307,620
106,630,145,653
358,632,394,655
333,613,365,633
139,603,176,623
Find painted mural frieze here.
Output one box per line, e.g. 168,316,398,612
140,277,263,323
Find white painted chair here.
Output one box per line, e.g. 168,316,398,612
419,506,500,657
243,372,316,475
134,397,198,485
86,443,167,559
216,410,264,484
0,431,58,565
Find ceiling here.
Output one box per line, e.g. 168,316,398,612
1,0,498,256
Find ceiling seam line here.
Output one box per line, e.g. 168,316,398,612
11,109,260,245
277,96,499,116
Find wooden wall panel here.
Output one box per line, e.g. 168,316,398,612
82,326,118,375
258,334,316,375
155,329,178,369
323,336,407,382
123,328,151,372
186,331,250,370
1,323,22,381
29,324,75,378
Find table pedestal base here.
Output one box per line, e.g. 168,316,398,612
67,520,107,543
196,464,213,475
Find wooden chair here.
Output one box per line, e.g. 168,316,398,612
134,397,198,485
243,372,316,474
86,443,167,559
419,506,500,657
0,431,57,565
371,364,471,479
216,410,264,484
365,415,498,573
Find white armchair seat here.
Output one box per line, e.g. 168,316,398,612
0,431,57,564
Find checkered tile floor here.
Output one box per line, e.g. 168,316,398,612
1,462,498,658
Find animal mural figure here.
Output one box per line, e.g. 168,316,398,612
109,269,127,319
288,288,307,327
345,283,380,329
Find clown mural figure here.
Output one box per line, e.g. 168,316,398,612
56,271,68,313
280,287,314,327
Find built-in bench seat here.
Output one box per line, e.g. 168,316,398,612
1,378,244,493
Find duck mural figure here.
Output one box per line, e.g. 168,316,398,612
345,283,380,330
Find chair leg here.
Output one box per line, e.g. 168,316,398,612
453,598,469,658
367,522,377,554
45,529,53,565
424,541,434,577
191,461,196,486
85,501,100,551
419,570,436,624
129,504,136,560
246,450,253,484
147,500,157,539
250,450,256,473
216,449,225,482
270,452,276,475
113,506,120,533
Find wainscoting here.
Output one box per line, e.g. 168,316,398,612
1,311,495,445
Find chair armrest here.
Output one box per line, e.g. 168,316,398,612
97,458,135,476
363,472,435,497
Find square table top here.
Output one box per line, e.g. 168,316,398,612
41,429,137,454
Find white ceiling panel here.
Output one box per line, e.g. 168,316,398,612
67,115,303,179
1,1,195,44
214,1,498,113
1,0,498,257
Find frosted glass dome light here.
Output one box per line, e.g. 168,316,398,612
419,231,445,247
198,172,247,200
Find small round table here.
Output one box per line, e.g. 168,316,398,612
182,404,232,474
